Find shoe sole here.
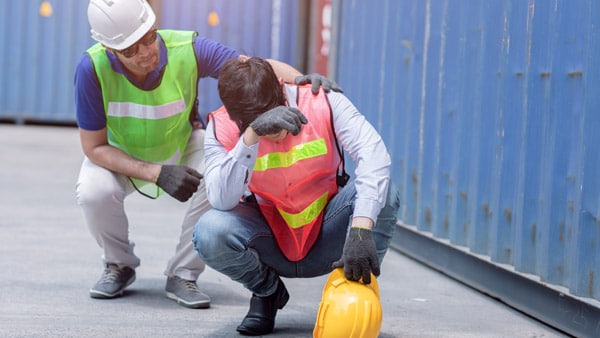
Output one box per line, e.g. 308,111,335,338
165,291,211,309
89,274,136,299
236,283,290,335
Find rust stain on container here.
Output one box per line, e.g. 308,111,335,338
482,203,492,220
558,221,565,241
593,213,600,225
401,40,413,65
568,200,574,214
504,208,512,224
412,170,419,199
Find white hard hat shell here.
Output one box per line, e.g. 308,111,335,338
88,0,156,50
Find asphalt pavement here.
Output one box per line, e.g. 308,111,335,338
0,124,570,337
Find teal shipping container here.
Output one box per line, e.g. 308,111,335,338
330,0,600,336
0,0,91,124
0,0,300,124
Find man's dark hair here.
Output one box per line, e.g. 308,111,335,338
218,57,286,134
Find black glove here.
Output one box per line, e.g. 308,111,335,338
294,73,344,94
332,227,380,284
250,106,308,136
155,165,203,202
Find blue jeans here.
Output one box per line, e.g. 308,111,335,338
192,180,400,297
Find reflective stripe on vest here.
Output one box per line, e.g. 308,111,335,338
87,30,198,198
210,84,341,261
107,99,186,119
254,139,328,172
279,191,329,229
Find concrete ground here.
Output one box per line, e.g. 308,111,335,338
0,124,569,337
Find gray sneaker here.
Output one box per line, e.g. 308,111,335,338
165,276,211,309
90,263,136,299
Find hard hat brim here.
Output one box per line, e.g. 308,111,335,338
101,13,155,50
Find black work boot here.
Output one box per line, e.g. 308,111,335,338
236,278,290,336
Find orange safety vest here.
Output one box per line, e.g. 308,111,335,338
210,85,343,261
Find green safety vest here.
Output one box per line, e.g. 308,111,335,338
87,30,198,198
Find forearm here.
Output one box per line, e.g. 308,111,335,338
79,128,162,182
266,59,302,82
351,145,391,222
84,143,161,183
204,123,257,209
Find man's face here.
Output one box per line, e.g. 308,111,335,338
113,29,160,76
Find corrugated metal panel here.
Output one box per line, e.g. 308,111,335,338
332,0,600,302
0,1,93,124
0,1,299,125
157,0,300,120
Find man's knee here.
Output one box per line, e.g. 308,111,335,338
76,177,121,208
193,210,228,261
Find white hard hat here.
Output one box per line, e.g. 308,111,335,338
88,0,156,50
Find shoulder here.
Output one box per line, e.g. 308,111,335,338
192,36,239,58
74,52,99,86
191,37,239,77
158,29,196,44
326,91,355,113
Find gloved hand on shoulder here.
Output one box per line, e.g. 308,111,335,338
250,106,308,136
295,73,344,94
332,227,380,284
155,164,203,202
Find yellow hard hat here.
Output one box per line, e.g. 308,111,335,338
313,268,382,338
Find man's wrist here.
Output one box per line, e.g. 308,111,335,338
243,127,259,146
351,216,374,230
152,164,163,184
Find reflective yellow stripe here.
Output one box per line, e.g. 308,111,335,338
254,139,327,171
278,191,329,229
107,99,186,119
